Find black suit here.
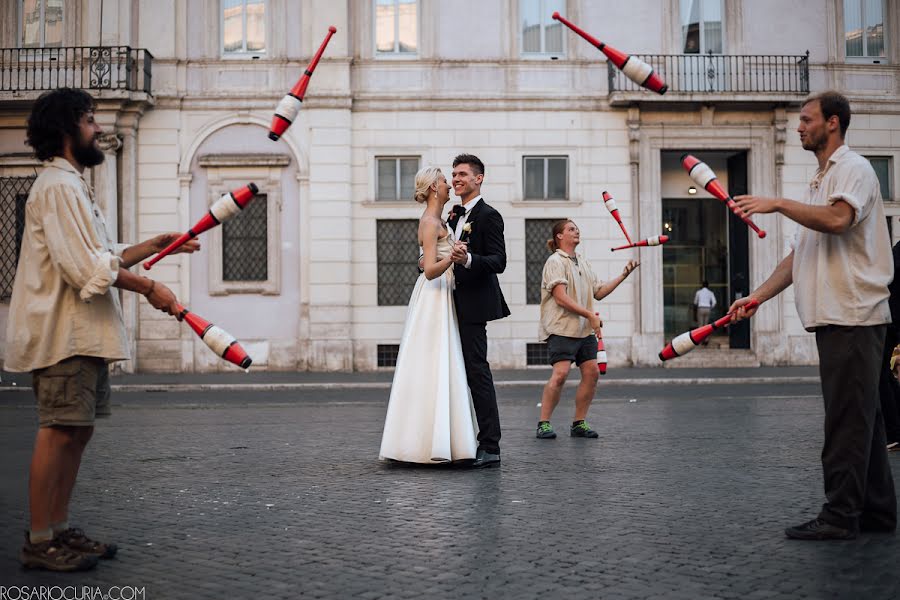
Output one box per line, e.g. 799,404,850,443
449,199,510,454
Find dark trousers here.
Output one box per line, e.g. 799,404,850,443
878,325,900,443
459,321,501,454
816,325,896,531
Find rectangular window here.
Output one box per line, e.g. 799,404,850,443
525,218,563,305
376,157,419,201
0,176,36,301
523,156,568,200
520,0,565,56
680,0,723,54
375,0,417,55
845,0,885,59
222,0,266,55
377,344,400,367
222,193,268,281
19,0,63,48
866,156,892,200
377,219,420,306
526,343,550,365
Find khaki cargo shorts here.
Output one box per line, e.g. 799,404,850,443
32,356,111,427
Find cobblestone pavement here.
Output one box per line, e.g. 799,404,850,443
1,383,898,599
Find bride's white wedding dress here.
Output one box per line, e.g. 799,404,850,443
379,227,478,463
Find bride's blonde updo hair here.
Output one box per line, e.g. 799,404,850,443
413,166,442,203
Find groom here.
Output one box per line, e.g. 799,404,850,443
448,154,510,468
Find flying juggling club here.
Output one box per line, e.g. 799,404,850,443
552,12,668,94
143,183,258,270
177,304,252,370
602,191,633,246
658,299,760,361
269,26,338,141
681,154,766,239
611,235,669,252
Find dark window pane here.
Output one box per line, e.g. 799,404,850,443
222,193,267,281
0,176,37,300
525,218,562,304
377,344,400,367
399,158,419,201
377,158,397,201
547,157,567,199
377,219,420,305
524,157,544,200
866,156,891,200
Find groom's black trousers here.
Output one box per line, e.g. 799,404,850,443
459,321,501,454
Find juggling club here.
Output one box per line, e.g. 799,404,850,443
611,235,668,252
596,316,607,375
269,26,337,141
552,12,667,94
143,183,258,270
681,154,766,239
177,303,252,369
602,191,633,245
658,298,760,361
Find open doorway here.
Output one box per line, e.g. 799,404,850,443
661,150,750,349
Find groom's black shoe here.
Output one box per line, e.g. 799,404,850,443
472,449,500,469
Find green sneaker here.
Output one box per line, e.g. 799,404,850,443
570,421,599,438
536,421,557,439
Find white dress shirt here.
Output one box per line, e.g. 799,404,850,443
454,195,482,269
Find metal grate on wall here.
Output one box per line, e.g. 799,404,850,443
222,193,267,281
377,219,420,306
377,344,400,367
525,218,564,305
526,343,550,366
1,176,36,301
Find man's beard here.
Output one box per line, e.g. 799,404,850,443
73,137,105,168
801,132,826,153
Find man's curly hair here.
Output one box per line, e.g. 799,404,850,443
26,88,95,162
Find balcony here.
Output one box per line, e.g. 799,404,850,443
0,46,153,99
608,51,809,107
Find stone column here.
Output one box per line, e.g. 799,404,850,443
93,133,123,244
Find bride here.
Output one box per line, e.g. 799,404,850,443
379,166,478,463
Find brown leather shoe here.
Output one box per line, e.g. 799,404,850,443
784,518,857,540
20,531,98,571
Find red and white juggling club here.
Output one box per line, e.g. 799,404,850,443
269,26,337,141
552,12,667,95
681,154,766,239
602,191,633,246
177,304,252,370
596,316,607,375
658,298,759,361
611,235,669,252
143,183,258,270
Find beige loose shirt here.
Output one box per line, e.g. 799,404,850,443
539,249,603,341
791,145,892,331
5,157,130,372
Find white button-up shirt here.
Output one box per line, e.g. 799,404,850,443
791,145,892,331
5,157,130,372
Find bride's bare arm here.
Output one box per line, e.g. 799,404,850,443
420,218,454,281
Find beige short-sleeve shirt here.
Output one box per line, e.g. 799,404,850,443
5,157,130,372
539,250,603,341
790,145,892,331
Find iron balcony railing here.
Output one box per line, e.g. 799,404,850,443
0,46,153,94
608,51,809,95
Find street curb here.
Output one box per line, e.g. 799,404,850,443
0,376,821,393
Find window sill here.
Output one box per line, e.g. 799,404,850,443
374,52,419,60
510,199,581,207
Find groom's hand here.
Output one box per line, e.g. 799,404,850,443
451,241,468,265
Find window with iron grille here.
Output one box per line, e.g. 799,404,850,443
377,344,400,367
376,157,419,201
520,0,565,56
525,218,563,304
523,156,568,200
377,219,419,306
222,193,267,281
526,342,550,365
1,176,36,301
